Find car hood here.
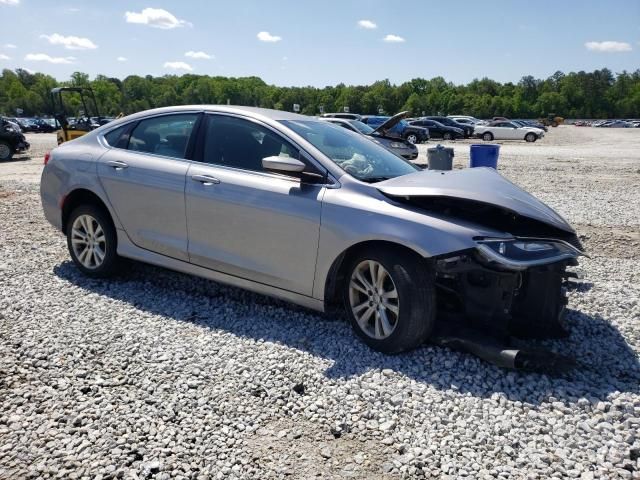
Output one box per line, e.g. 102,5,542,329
376,167,574,234
372,111,409,135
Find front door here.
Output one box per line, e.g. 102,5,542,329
97,112,200,261
185,114,325,295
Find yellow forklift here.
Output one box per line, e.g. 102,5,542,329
51,86,103,145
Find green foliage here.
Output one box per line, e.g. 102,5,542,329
1,68,639,118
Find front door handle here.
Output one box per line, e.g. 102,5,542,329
191,174,220,185
106,160,129,170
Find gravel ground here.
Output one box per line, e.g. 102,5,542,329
1,127,639,479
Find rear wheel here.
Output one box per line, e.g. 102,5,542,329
0,141,14,161
482,132,494,141
525,132,537,142
344,248,435,354
66,204,121,277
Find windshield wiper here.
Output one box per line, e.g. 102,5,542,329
361,176,393,183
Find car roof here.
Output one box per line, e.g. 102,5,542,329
116,105,310,123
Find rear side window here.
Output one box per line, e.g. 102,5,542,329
200,115,298,172
104,124,129,148
128,114,198,159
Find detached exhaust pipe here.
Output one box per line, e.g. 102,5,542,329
431,324,575,373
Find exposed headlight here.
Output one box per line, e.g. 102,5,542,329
389,142,407,148
476,239,582,270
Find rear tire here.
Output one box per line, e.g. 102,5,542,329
343,248,435,354
0,141,14,161
66,204,121,278
525,132,537,143
482,132,494,141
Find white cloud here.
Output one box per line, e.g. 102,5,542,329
4,43,17,49
125,8,191,29
383,34,405,43
257,31,282,43
185,50,213,60
25,53,75,64
164,61,193,71
41,33,97,50
585,41,632,52
0,0,20,5
357,19,377,29
117,56,128,62
0,54,10,60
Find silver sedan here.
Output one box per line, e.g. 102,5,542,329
41,106,583,354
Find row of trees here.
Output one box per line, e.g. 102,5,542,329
2,68,640,119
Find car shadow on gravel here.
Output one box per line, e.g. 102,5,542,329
54,261,640,405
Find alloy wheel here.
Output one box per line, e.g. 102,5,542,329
0,143,11,160
349,260,399,339
71,214,107,269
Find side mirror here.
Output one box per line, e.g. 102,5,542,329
262,155,327,184
262,155,306,174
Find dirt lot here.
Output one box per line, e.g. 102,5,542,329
1,126,639,479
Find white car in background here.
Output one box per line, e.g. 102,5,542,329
474,120,545,142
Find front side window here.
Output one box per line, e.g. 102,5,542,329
201,115,298,172
128,114,198,159
282,120,419,183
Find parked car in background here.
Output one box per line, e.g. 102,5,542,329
409,118,464,140
320,116,419,160
2,117,22,133
40,105,584,355
474,120,544,142
426,116,474,137
321,113,362,121
361,113,429,144
513,120,548,132
0,117,30,161
599,120,632,128
32,118,56,133
447,115,482,124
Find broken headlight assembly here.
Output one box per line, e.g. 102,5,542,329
475,238,583,271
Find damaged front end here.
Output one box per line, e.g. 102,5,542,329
375,169,587,371
432,238,583,371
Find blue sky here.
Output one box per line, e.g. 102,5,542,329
1,0,638,86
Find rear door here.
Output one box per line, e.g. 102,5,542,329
97,112,200,261
184,113,326,295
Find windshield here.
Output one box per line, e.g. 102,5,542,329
281,120,419,183
348,120,375,134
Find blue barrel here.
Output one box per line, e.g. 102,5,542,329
470,144,500,169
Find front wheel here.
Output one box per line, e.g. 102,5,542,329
443,132,453,141
482,132,494,141
66,204,121,277
406,133,418,144
344,249,435,354
0,141,14,161
525,132,537,142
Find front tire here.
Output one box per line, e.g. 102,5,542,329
343,248,435,354
482,132,494,141
525,132,537,142
443,132,453,141
0,141,14,161
66,204,121,278
406,133,418,144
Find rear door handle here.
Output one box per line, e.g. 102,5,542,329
106,160,129,170
191,174,220,185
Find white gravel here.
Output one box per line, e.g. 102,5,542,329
1,127,639,479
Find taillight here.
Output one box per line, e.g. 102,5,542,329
44,151,51,165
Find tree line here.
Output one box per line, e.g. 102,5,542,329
2,68,640,120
